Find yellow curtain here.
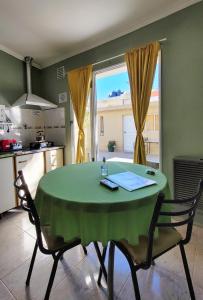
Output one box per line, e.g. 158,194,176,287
67,65,92,163
125,41,160,165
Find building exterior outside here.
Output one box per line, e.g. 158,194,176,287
73,89,159,164
96,90,159,156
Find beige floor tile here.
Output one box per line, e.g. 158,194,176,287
5,208,33,232
0,209,203,300
24,226,36,239
3,254,74,300
0,215,24,241
195,285,203,300
50,264,107,300
197,226,203,249
156,243,195,278
0,280,15,300
76,243,130,297
193,247,203,289
2,244,88,300
118,266,193,300
0,231,36,279
62,244,90,268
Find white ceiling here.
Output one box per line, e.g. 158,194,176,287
0,0,200,68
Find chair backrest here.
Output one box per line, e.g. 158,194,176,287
14,170,47,253
145,179,203,267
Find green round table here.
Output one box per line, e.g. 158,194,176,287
35,162,169,246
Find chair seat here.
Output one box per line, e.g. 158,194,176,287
119,228,182,264
42,225,79,251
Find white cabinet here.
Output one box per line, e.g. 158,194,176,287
15,152,44,198
45,149,64,172
0,157,16,213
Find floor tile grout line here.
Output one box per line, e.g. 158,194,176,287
0,279,17,300
1,246,62,283
14,223,35,235
0,256,32,282
52,249,92,290
0,226,38,280
1,210,203,299
23,228,37,240
115,272,131,299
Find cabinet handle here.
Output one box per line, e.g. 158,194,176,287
18,160,28,164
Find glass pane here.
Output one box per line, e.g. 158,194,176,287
84,97,91,161
94,56,160,168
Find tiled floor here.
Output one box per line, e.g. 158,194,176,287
0,208,203,300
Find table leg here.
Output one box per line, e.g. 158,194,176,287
108,241,115,300
93,242,107,282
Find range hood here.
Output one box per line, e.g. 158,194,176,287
13,57,57,109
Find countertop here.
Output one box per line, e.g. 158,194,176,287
0,146,64,159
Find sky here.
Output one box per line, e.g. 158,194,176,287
96,64,159,100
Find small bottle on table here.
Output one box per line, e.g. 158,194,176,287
101,157,108,177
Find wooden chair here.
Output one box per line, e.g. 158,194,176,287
14,170,87,300
107,179,203,300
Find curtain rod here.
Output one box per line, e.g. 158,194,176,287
93,38,167,66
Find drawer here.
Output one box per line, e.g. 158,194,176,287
15,152,44,198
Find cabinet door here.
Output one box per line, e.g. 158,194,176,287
16,152,44,198
0,157,16,213
45,149,64,172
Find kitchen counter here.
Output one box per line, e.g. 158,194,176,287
0,152,15,159
0,146,65,211
0,146,64,159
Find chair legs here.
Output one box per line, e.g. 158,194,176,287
26,240,38,286
179,243,196,300
107,242,141,300
121,246,141,300
97,245,107,285
44,254,60,300
108,243,194,300
129,264,141,300
108,241,115,300
26,242,87,299
94,242,107,283
82,246,87,255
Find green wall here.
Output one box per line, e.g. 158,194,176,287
0,51,41,106
7,1,201,193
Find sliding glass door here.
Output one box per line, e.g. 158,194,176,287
71,54,161,168
91,56,160,168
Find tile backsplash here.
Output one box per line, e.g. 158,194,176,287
0,107,65,147
43,108,66,146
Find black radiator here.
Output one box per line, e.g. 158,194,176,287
174,156,203,211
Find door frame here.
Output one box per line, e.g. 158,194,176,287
75,52,162,166
122,114,136,153
91,62,127,161
158,51,162,170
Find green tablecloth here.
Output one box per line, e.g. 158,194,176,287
35,162,169,246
